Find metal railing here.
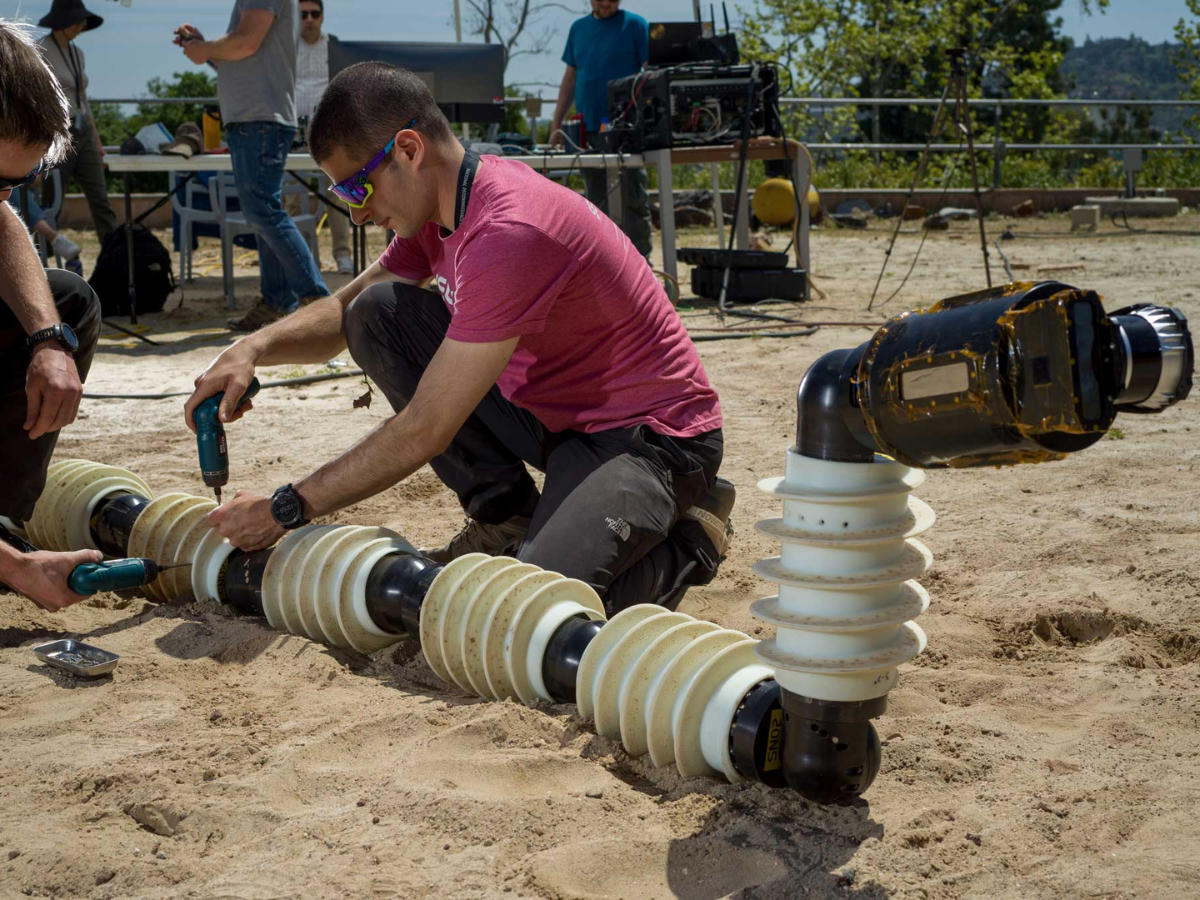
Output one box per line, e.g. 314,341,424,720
94,95,1200,190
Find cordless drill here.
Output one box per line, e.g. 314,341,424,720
193,378,260,504
69,559,191,596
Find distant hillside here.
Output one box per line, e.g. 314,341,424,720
1061,36,1187,134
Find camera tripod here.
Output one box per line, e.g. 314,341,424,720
869,48,992,309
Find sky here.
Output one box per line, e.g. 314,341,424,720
1,0,1191,104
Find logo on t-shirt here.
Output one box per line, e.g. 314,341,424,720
605,516,631,542
436,274,458,308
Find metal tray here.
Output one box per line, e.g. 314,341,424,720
31,639,119,677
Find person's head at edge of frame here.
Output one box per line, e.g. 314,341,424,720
310,62,457,240
300,0,324,45
38,0,104,47
591,0,621,19
0,18,73,204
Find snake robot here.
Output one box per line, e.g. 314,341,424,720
6,283,1190,803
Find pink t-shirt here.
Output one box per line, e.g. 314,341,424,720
378,154,722,438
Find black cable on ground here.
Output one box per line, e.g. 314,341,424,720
84,368,365,400
691,325,819,342
994,237,1015,282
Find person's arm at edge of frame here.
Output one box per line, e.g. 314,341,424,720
0,203,84,441
206,333,520,551
0,539,103,611
183,260,418,431
182,9,275,65
549,65,576,149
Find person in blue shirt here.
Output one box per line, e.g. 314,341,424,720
551,0,651,260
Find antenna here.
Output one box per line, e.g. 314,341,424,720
723,2,730,34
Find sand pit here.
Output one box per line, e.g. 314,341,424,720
3,215,1199,899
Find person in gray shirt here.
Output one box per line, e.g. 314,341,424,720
176,0,329,332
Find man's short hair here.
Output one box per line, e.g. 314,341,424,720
309,62,454,164
0,18,72,164
300,0,324,10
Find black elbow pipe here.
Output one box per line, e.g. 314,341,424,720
91,491,153,557
541,614,604,704
795,347,877,463
365,552,444,637
779,690,886,804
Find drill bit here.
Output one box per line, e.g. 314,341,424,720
214,487,222,505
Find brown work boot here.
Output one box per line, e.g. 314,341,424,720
421,515,532,564
683,477,736,559
227,301,284,332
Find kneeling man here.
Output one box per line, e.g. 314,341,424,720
186,62,732,613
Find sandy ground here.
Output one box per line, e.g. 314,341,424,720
3,213,1200,900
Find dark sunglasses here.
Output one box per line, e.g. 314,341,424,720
0,158,45,192
300,10,322,19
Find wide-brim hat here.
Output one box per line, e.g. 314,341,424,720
38,0,104,33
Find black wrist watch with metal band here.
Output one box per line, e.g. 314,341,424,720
270,484,309,530
26,323,79,355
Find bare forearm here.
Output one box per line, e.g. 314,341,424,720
295,405,443,519
240,262,399,366
0,204,59,335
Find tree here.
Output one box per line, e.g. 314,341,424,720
1173,0,1200,132
465,0,577,72
739,0,1100,146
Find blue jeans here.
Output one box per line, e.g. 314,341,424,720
226,122,328,312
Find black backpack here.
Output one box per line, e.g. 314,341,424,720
89,225,177,317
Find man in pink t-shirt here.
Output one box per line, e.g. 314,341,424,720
184,62,734,612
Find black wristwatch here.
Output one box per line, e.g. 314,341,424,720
26,323,79,355
270,484,309,530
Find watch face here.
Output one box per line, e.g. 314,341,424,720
59,323,79,353
272,490,302,526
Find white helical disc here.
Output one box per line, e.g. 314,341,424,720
645,628,747,770
505,578,606,706
458,562,540,699
419,553,491,683
277,525,339,637
591,611,693,740
750,580,930,633
337,537,412,654
127,493,195,597
66,475,154,552
294,526,364,643
575,604,663,720
439,556,521,693
481,570,563,701
141,496,210,601
618,619,720,758
260,524,325,630
27,459,89,547
313,526,402,648
191,526,235,603
673,640,771,782
159,503,217,599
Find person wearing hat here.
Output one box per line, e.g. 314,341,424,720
37,0,118,242
0,17,105,612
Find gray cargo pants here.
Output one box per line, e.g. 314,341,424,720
344,281,724,613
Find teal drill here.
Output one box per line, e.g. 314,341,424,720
193,378,260,504
69,559,191,596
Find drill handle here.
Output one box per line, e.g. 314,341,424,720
68,559,157,596
194,376,261,428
